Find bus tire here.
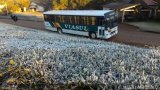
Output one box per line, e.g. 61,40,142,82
89,32,97,39
57,28,63,34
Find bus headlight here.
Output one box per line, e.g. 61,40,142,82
108,29,112,32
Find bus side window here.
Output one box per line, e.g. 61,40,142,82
83,16,87,25
74,16,77,24
70,16,75,24
47,15,52,21
82,16,85,25
79,16,84,25
83,17,86,25
72,16,75,24
97,17,103,26
84,16,88,25
67,16,70,23
69,16,71,24
68,16,70,23
83,16,86,25
54,15,60,22
54,15,57,22
79,16,82,25
59,16,62,22
57,15,60,22
51,15,55,21
48,15,52,21
86,17,89,25
63,16,66,23
61,16,64,23
91,17,95,25
76,16,80,25
88,17,92,25
64,16,67,23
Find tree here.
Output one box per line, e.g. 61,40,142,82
30,0,53,11
14,0,30,11
52,0,122,10
53,0,69,10
53,0,91,10
5,0,20,12
0,0,30,13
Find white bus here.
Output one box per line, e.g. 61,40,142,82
43,10,118,39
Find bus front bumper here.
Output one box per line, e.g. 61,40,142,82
104,27,118,39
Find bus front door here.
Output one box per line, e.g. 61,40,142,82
98,26,105,38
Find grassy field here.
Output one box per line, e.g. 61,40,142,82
0,22,160,89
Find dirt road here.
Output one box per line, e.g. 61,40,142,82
0,18,160,47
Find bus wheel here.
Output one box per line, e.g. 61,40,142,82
57,28,62,34
89,32,97,39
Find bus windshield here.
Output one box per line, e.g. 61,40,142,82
105,15,118,29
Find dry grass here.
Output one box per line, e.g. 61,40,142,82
0,53,53,89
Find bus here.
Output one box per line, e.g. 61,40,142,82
43,10,118,39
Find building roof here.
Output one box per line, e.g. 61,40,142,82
103,2,123,9
103,2,139,10
143,0,158,6
141,0,159,9
43,10,113,16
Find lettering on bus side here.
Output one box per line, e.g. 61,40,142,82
64,24,87,31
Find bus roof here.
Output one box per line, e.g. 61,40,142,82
43,10,113,16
